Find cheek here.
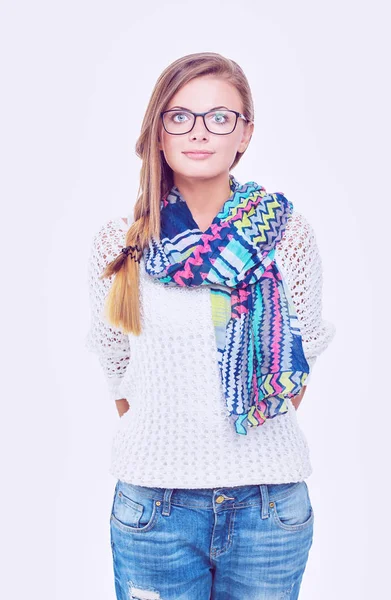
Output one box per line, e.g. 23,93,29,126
215,137,241,162
160,135,184,169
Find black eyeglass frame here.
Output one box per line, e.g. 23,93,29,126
160,109,249,136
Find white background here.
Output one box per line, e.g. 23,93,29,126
1,0,389,598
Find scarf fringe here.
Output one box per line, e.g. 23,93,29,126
230,370,309,435
232,397,289,435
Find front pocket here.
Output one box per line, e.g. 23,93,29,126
271,481,314,532
111,486,159,533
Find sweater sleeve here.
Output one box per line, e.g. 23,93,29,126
85,218,131,402
275,210,336,385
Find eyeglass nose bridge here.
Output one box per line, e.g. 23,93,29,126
187,111,214,135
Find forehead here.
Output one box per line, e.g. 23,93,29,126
167,76,243,112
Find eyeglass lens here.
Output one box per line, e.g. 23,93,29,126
163,110,237,134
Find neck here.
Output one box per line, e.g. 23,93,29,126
174,172,232,230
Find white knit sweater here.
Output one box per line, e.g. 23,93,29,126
85,210,336,488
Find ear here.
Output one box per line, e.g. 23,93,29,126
238,121,254,153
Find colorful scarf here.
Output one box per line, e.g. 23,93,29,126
144,174,310,435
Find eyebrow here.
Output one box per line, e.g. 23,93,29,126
167,105,230,111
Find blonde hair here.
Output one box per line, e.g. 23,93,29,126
100,51,254,335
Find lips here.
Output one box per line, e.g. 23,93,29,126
183,151,214,160
183,151,213,154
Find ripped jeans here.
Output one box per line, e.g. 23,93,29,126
110,479,314,600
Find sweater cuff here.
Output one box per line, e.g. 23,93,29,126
106,376,127,402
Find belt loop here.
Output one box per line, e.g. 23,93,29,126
162,488,173,516
259,484,270,519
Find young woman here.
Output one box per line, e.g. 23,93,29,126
86,52,336,600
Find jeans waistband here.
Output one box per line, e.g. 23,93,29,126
115,480,305,518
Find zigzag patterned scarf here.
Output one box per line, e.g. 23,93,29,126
144,174,310,435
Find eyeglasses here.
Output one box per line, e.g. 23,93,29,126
160,108,249,135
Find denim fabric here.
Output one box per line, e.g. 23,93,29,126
110,479,314,600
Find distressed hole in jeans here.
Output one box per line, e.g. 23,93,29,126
281,579,297,598
129,584,161,600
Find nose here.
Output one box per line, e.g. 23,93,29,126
190,114,209,138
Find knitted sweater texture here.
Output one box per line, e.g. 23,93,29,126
85,210,335,488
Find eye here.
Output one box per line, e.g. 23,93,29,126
212,111,228,123
206,110,235,126
170,111,192,123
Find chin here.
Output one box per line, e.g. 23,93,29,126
177,162,222,177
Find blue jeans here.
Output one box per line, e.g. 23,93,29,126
110,479,314,600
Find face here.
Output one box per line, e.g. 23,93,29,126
158,76,254,182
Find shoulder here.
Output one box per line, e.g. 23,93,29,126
274,209,321,274
276,209,317,254
89,217,128,267
283,209,316,240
